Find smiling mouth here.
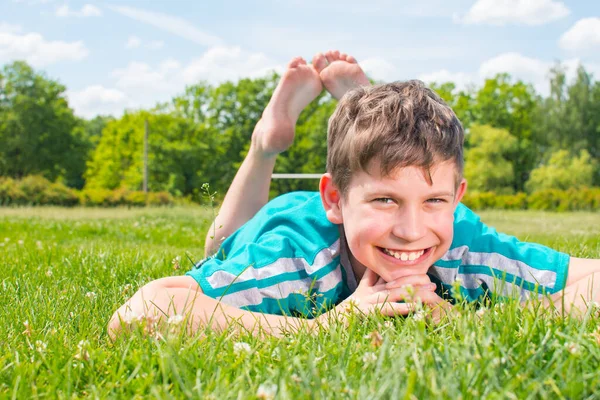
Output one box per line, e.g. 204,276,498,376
377,246,432,262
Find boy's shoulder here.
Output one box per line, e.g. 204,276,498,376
219,191,339,260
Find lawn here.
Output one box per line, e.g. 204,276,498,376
1,206,599,398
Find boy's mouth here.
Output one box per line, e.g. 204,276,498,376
378,246,432,263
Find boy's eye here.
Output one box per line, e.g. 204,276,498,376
374,197,394,204
427,198,447,204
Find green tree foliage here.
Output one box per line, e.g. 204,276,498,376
85,111,212,197
469,74,539,191
464,124,518,193
0,61,85,185
525,150,596,192
534,64,600,185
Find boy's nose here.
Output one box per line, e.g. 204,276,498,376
392,207,427,242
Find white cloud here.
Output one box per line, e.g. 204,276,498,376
55,4,102,17
99,47,281,117
559,17,600,52
418,69,474,90
67,85,130,118
109,5,222,47
360,57,399,82
0,22,22,33
457,0,569,26
125,36,141,49
113,61,173,92
0,30,88,67
419,52,600,96
479,52,550,88
182,46,281,83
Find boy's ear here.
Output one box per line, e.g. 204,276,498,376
454,178,467,205
319,173,344,224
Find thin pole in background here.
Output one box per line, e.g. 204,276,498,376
143,119,148,193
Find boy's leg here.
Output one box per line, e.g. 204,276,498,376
313,50,371,100
204,57,323,256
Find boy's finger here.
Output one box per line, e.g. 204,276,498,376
373,286,439,304
359,268,380,287
377,302,414,317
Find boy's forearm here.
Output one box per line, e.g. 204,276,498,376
111,282,317,338
204,147,276,256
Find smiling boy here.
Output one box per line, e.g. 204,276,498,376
109,51,600,338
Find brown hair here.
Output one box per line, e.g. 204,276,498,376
326,80,464,196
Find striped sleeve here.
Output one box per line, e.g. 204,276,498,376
186,237,346,317
429,203,570,302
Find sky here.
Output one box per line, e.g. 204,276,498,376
1,0,600,119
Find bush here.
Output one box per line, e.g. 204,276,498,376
42,182,79,206
147,191,174,206
0,177,26,205
124,191,147,207
18,175,52,205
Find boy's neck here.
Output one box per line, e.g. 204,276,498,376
338,224,366,284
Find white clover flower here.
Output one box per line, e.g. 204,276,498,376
18,240,24,245
167,314,184,326
46,269,53,277
122,310,140,325
4,238,9,242
36,241,42,248
233,342,252,355
290,373,301,383
362,352,377,363
412,310,426,322
256,383,277,400
85,291,96,300
565,342,580,355
74,340,90,361
35,340,47,353
383,320,393,329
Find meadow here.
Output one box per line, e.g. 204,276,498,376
1,206,599,399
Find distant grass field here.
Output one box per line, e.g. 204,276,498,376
1,206,599,398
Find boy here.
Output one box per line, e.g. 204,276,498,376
109,51,600,338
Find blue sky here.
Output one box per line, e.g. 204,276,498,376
1,0,599,118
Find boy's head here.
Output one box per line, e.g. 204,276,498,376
320,80,467,282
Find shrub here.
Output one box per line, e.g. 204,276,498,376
78,188,114,206
124,191,147,207
0,177,26,205
147,191,174,206
42,182,79,206
18,175,52,205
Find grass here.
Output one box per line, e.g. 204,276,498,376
1,206,599,398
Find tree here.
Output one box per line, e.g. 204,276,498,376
0,61,83,184
469,74,539,191
464,124,519,193
525,150,596,192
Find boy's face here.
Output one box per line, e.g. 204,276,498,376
321,160,466,283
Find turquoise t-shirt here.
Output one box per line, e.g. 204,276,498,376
187,191,569,316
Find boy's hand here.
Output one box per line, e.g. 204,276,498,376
321,269,443,324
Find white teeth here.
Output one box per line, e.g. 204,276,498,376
383,248,425,261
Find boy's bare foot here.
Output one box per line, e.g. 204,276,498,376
252,57,323,157
313,50,370,100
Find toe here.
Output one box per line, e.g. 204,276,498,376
324,50,335,64
347,55,358,64
331,50,340,60
288,56,303,68
340,52,348,61
312,52,328,73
